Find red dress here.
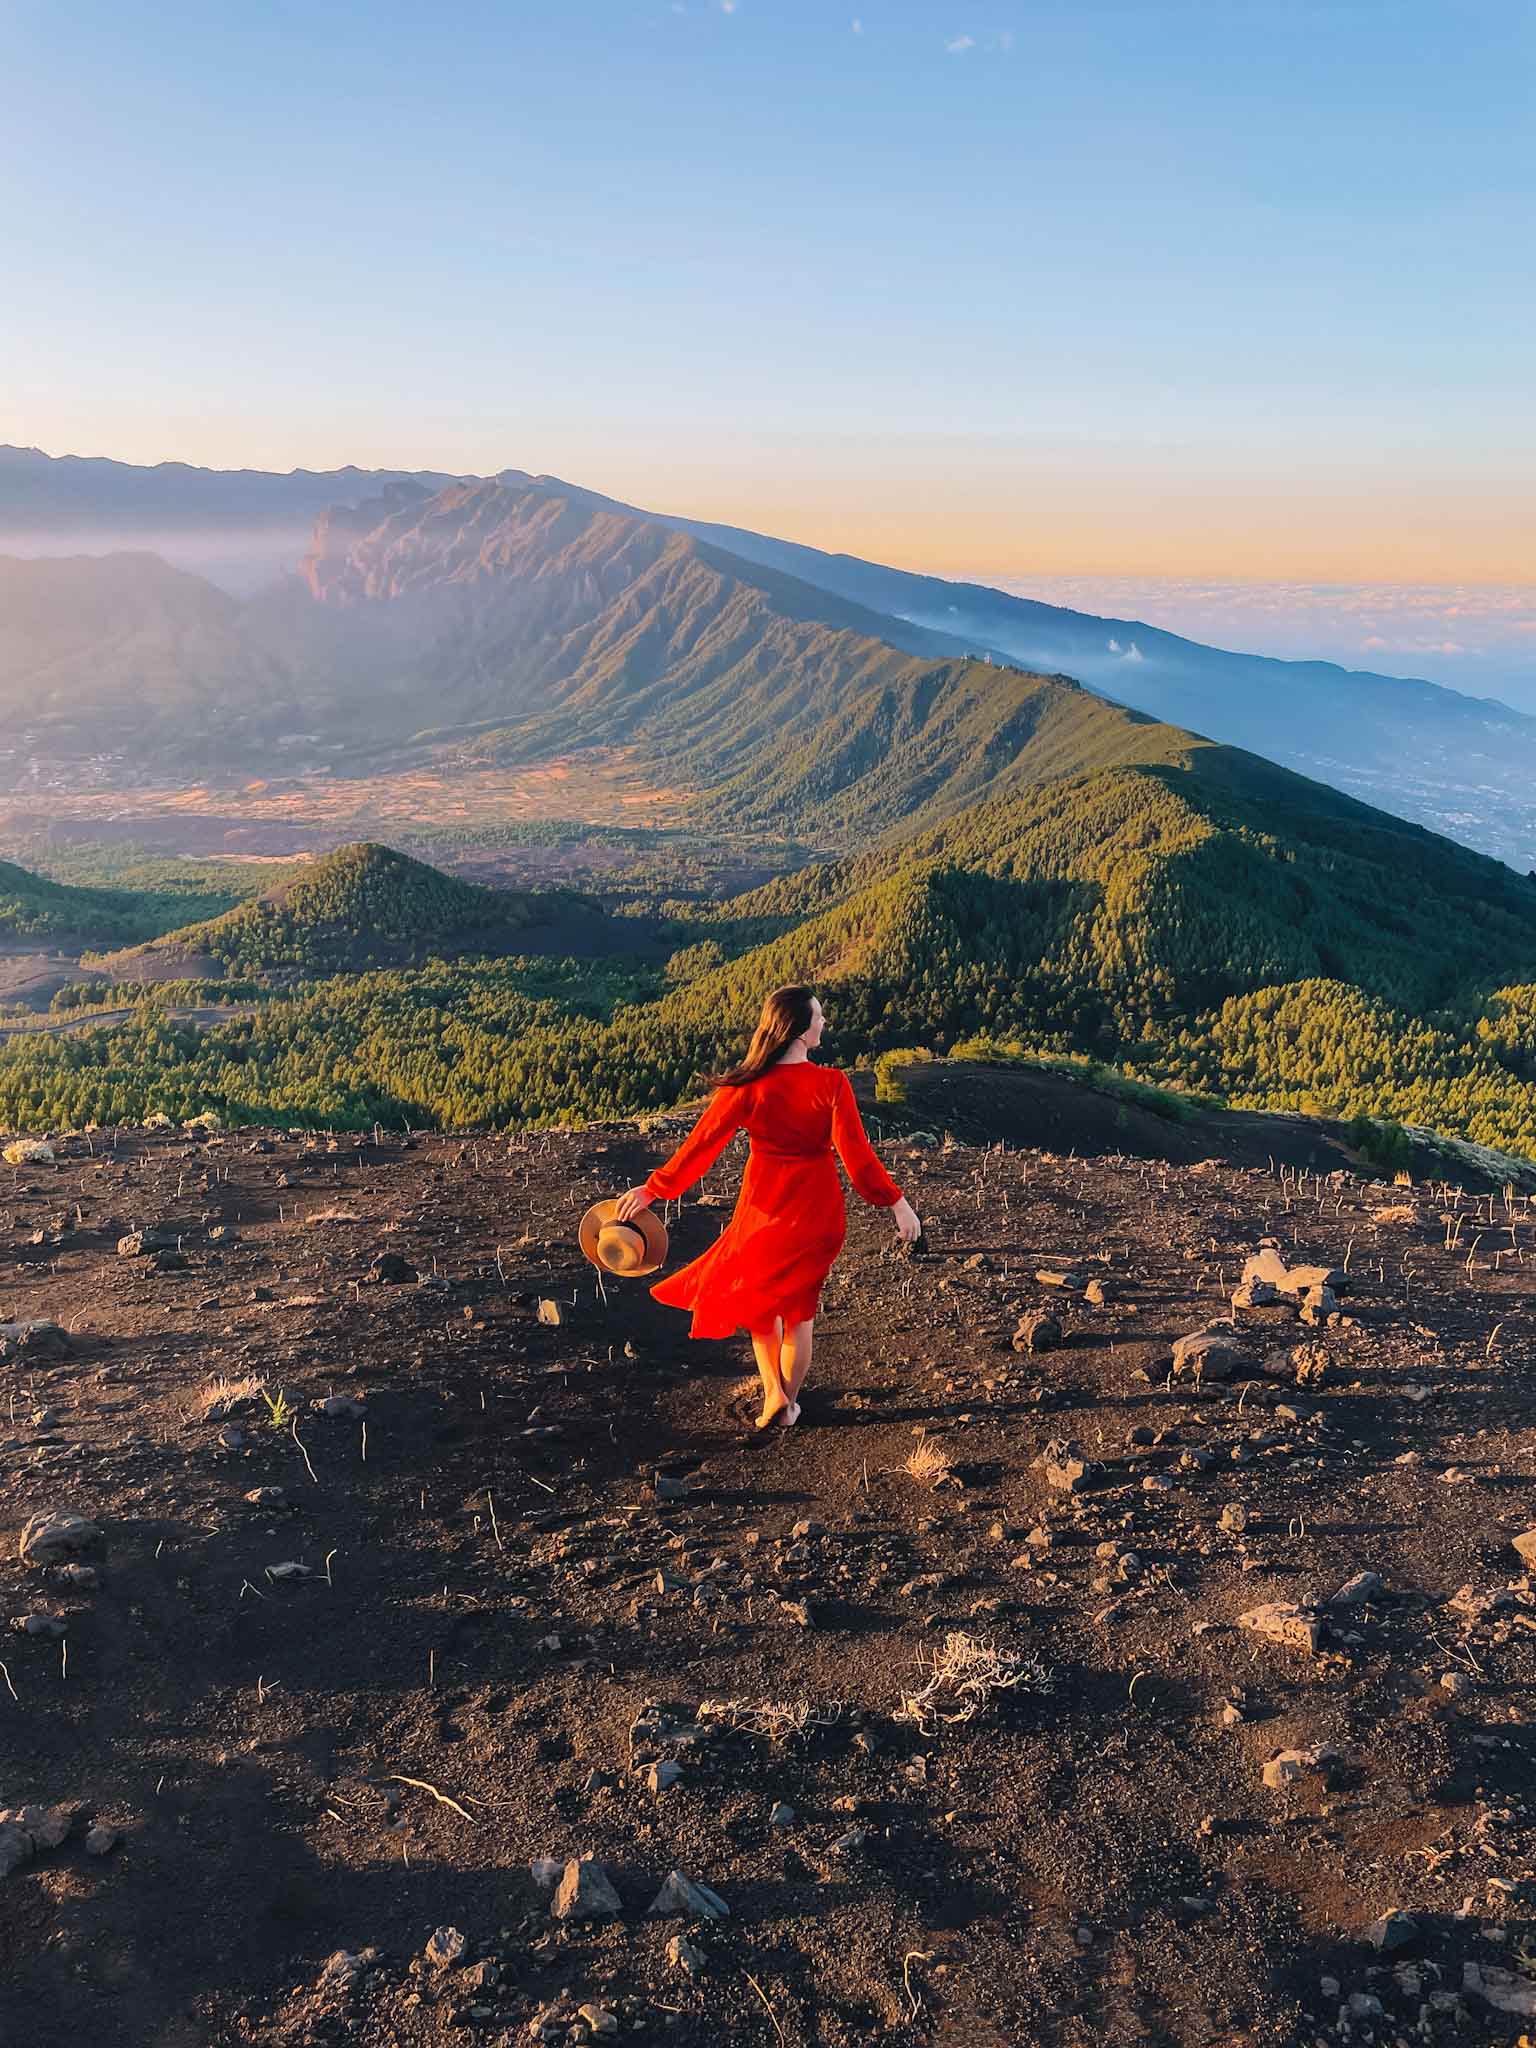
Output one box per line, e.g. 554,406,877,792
643,1063,903,1339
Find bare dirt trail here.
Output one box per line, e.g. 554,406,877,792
1,1097,1534,2047
0,1003,256,1042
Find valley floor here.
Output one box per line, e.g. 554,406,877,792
2,1101,1535,2047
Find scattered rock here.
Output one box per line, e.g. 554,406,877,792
1366,1910,1420,1953
1242,1245,1346,1299
647,1870,729,1919
667,1933,707,1978
1012,1311,1061,1354
316,1949,378,1999
364,1252,414,1285
1290,1341,1333,1387
0,1802,81,1858
84,1824,120,1856
1034,1267,1085,1292
1512,1528,1536,1569
0,1320,70,1361
1261,1745,1339,1789
552,1855,622,1921
1298,1282,1340,1325
11,1613,67,1639
0,1820,33,1878
1036,1441,1094,1494
18,1508,100,1567
1170,1325,1245,1383
116,1226,179,1258
425,1925,468,1969
1463,1961,1536,2018
1329,1570,1384,1607
1238,1602,1323,1653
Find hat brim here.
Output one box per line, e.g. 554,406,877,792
578,1198,669,1278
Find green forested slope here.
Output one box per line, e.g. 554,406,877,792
0,856,235,945
6,752,1536,1151
8,507,1536,1152
102,842,600,975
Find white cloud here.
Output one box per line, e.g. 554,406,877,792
946,34,975,53
851,15,863,31
988,571,1536,708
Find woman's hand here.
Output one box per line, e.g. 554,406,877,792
891,1195,922,1244
614,1185,655,1222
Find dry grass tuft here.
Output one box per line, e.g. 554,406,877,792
196,1373,266,1421
696,1697,845,1743
897,1631,1053,1734
905,1437,953,1488
3,1138,56,1165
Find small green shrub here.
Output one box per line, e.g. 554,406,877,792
875,1046,936,1103
1345,1111,1415,1175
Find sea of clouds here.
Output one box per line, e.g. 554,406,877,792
990,575,1536,714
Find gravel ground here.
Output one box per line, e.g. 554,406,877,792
2,1082,1535,2048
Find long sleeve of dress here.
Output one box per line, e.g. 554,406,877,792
644,1088,745,1201
832,1070,902,1207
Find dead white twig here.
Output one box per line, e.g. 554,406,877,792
387,1773,478,1824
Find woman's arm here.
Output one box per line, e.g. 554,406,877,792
832,1072,921,1240
624,1087,746,1208
831,1069,903,1206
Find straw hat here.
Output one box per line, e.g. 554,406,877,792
578,1197,669,1279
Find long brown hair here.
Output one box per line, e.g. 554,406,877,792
708,984,816,1088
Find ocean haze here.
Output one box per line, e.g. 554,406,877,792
992,574,1536,715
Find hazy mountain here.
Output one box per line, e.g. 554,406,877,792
0,551,311,763
5,448,1536,866
0,444,464,594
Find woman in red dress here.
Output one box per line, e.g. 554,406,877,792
615,985,921,1429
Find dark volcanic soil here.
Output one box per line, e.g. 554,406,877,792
2,1084,1535,2048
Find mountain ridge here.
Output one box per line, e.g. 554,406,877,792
3,447,1534,868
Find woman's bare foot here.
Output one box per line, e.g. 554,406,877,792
750,1320,789,1430
755,1392,788,1429
777,1400,801,1427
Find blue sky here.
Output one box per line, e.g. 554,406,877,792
3,0,1533,681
